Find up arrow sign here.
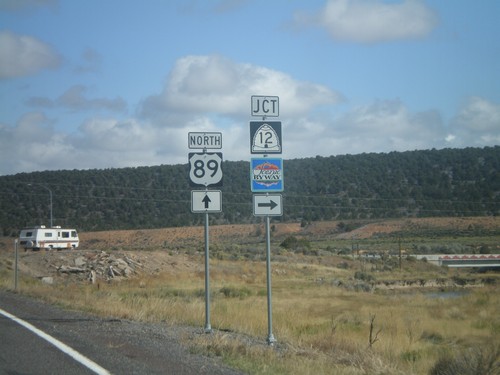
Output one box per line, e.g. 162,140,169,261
191,190,222,213
253,194,283,216
202,194,211,209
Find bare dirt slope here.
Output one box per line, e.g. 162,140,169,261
2,217,498,252
77,222,303,250
77,216,500,248
1,217,498,284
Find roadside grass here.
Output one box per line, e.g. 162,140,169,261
2,252,499,375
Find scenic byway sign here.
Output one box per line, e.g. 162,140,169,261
253,194,282,216
250,158,284,192
189,152,223,187
192,190,222,213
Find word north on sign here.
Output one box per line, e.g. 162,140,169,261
251,95,279,117
188,132,222,149
189,152,223,187
250,121,282,154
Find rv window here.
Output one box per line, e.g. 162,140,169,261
25,232,33,237
71,231,77,237
62,231,70,238
45,232,53,237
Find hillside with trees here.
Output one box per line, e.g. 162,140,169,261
0,146,498,235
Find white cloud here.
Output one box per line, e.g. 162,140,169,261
447,97,500,147
294,0,438,43
140,55,342,122
1,53,498,176
71,118,192,168
0,112,70,174
27,85,127,112
2,94,497,176
0,31,61,79
57,85,127,112
285,99,446,158
77,118,158,152
0,113,190,175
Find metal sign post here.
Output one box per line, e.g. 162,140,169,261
14,239,19,291
265,215,276,345
204,209,211,333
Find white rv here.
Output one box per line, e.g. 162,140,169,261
19,226,79,250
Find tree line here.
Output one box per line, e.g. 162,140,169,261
0,146,498,235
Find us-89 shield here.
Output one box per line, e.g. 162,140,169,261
188,152,223,187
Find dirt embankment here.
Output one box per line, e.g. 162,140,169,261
8,249,201,284
75,216,500,249
1,217,498,252
77,222,303,250
1,217,498,286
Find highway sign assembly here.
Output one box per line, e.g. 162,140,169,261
253,194,282,216
187,131,225,335
251,95,279,117
249,95,283,346
250,158,284,192
192,190,222,213
250,121,282,154
189,152,223,187
188,132,222,149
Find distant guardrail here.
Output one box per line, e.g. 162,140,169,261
415,254,500,268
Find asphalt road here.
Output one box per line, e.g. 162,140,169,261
0,290,244,375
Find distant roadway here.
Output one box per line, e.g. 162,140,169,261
0,290,243,375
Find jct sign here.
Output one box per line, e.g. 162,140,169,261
251,96,279,117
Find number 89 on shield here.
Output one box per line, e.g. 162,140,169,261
188,152,223,187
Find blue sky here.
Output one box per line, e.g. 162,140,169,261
0,0,499,175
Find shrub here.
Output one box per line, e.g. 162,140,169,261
420,330,444,344
219,286,252,299
337,261,350,269
279,236,311,252
400,350,421,363
430,344,500,375
354,271,375,282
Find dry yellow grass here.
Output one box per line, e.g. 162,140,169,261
1,216,499,374
4,255,499,375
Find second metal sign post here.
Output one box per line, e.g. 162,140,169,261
250,95,283,346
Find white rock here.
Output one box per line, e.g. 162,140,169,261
41,277,53,284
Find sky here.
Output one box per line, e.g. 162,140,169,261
0,0,499,176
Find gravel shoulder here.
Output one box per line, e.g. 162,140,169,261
0,290,245,375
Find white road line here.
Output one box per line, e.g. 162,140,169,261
0,307,111,375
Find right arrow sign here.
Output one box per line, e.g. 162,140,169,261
253,194,283,216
